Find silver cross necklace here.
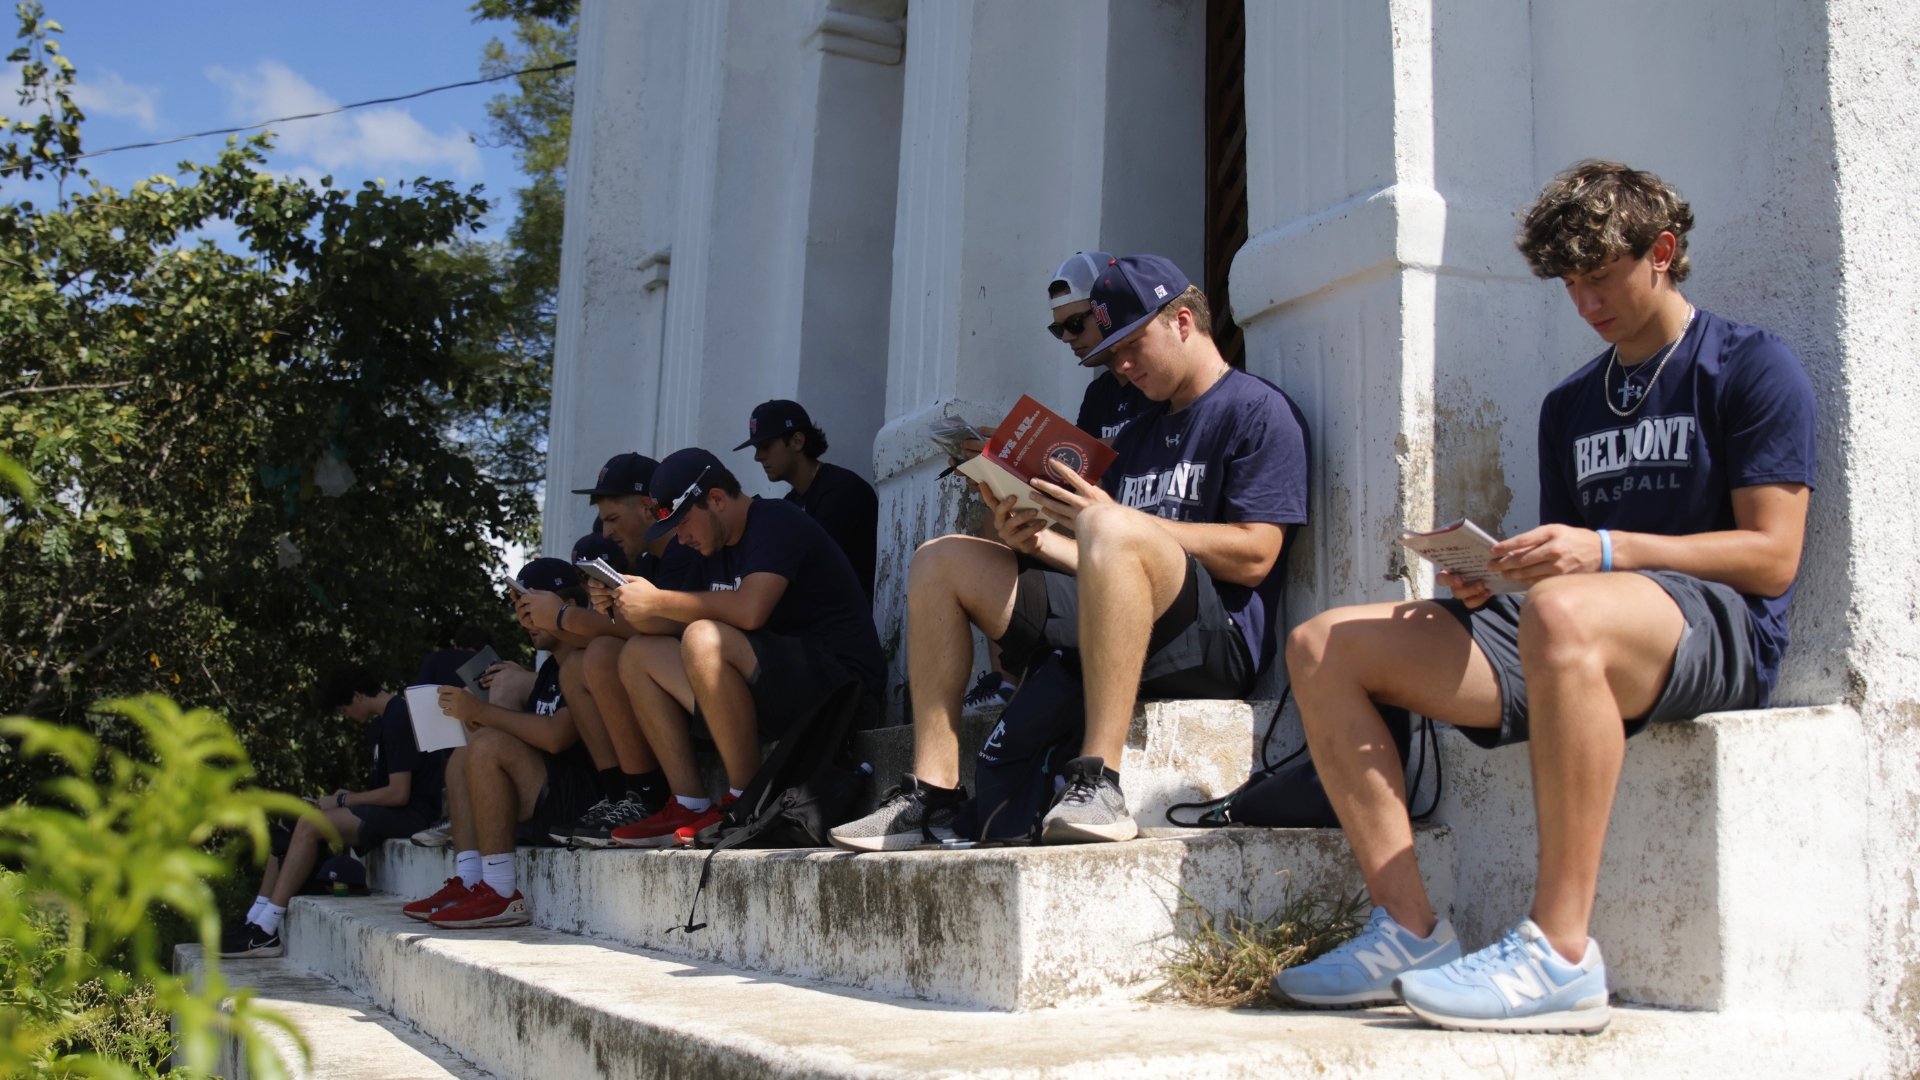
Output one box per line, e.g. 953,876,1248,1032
1604,306,1696,418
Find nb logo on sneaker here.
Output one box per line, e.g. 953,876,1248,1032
1355,940,1408,980
1491,963,1550,1008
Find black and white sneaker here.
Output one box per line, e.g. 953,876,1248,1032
829,776,967,852
217,921,283,959
963,670,1015,711
1040,756,1136,844
410,816,453,848
556,793,658,849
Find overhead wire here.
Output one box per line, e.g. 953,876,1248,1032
51,59,578,163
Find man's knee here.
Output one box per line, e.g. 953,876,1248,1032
584,634,623,677
466,725,517,766
1518,579,1603,670
908,534,1006,594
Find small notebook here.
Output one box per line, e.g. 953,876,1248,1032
404,684,468,753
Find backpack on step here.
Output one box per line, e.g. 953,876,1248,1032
950,651,1084,843
675,680,872,932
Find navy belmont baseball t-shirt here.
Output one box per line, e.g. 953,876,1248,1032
1537,309,1817,706
684,497,887,699
632,538,700,591
1102,367,1311,674
1075,370,1151,441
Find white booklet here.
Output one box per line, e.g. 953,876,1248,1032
404,684,468,753
1398,519,1529,595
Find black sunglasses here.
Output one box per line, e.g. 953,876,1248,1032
655,465,715,523
1046,309,1100,340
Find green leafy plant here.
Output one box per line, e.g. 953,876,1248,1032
0,694,318,1078
1150,883,1369,1008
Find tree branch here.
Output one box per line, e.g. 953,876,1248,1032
0,381,133,400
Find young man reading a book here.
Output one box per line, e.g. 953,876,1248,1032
831,255,1310,850
1273,162,1816,1033
593,448,888,846
737,399,881,601
220,663,442,958
400,559,607,928
515,453,689,845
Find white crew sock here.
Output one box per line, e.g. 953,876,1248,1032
256,901,287,935
480,853,516,898
676,794,711,813
247,895,269,926
727,788,743,800
455,850,482,888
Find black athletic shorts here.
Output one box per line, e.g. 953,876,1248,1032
1436,570,1761,749
994,552,1254,699
738,631,865,740
347,805,431,855
514,749,601,847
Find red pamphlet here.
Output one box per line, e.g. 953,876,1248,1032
955,395,1116,513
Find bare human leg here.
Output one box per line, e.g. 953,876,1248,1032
679,620,764,791
1072,504,1192,766
904,535,1019,788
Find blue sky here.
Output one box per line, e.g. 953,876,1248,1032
4,1,530,232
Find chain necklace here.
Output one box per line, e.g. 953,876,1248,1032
1603,306,1696,417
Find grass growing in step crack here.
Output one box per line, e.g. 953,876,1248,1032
1149,883,1370,1008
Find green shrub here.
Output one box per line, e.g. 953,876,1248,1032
1151,883,1369,1008
0,694,317,1078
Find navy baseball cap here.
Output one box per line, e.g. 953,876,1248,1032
1080,255,1193,366
518,556,585,601
570,532,628,573
571,452,660,497
318,853,366,889
733,400,814,451
645,447,728,541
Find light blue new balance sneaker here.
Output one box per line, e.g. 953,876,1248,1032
1394,918,1611,1033
1271,907,1461,1008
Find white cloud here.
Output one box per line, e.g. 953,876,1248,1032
70,69,162,131
205,60,480,179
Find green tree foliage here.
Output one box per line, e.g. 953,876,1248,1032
0,695,315,1078
0,6,535,801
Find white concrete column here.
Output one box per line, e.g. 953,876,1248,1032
542,0,688,553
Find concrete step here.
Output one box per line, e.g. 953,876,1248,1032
854,698,1284,822
174,943,490,1080
368,823,1453,1011
286,896,1882,1080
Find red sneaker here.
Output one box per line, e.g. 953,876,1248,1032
612,798,720,848
426,882,529,929
674,794,738,846
402,877,471,922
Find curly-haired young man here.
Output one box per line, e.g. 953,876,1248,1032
1273,161,1816,1033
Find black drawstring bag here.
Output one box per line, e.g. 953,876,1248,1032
1166,690,1442,827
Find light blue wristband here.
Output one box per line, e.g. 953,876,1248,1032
1598,528,1613,572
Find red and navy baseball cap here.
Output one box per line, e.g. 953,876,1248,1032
645,447,728,541
733,399,814,451
1080,255,1193,367
518,557,586,601
571,452,660,497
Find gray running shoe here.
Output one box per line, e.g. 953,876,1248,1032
829,776,966,852
560,793,657,849
1040,756,1136,844
410,816,453,848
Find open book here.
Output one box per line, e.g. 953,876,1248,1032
927,415,990,461
574,558,626,590
1399,519,1528,595
956,395,1117,515
404,684,468,753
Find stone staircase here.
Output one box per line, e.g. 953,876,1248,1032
205,700,1890,1078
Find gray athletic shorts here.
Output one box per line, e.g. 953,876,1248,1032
1435,570,1760,749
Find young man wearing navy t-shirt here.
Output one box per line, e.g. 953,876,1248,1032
736,399,880,600
832,255,1310,851
399,558,609,930
221,663,444,958
1276,162,1817,1034
594,448,888,846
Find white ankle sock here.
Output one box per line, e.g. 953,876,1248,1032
455,850,482,888
676,794,711,813
256,901,287,935
480,853,515,898
726,788,743,800
247,896,269,926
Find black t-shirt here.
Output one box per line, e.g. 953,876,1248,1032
684,497,887,698
632,538,701,591
369,695,441,821
1103,368,1312,675
1076,370,1151,441
784,461,879,599
415,648,475,688
1537,310,1816,707
523,653,567,715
